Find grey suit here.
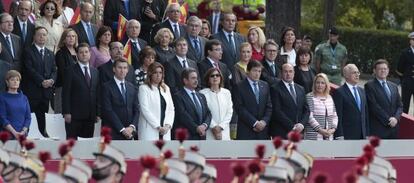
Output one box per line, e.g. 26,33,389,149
164,56,199,94
0,33,22,71
185,35,207,63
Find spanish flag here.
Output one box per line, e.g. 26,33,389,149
70,7,81,25
123,39,132,65
168,0,189,24
117,14,128,41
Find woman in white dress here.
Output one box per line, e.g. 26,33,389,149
138,62,175,140
35,0,64,53
200,68,233,140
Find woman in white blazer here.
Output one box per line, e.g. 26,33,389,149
200,68,233,140
138,62,175,140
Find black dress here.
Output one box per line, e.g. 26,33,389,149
294,66,316,94
159,87,166,139
154,45,175,65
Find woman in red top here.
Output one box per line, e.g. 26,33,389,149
247,26,266,61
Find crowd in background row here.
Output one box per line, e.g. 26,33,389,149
0,0,410,142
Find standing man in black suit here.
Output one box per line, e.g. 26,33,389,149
103,0,142,36
151,3,186,45
13,0,35,49
22,27,57,137
124,19,147,70
62,43,100,139
172,68,211,140
98,41,135,85
260,39,281,86
71,2,98,46
333,64,369,139
185,16,207,63
207,0,223,35
397,32,414,114
210,12,246,72
270,63,309,139
101,58,139,140
234,60,272,140
164,37,199,94
0,13,22,71
365,59,403,139
198,39,231,89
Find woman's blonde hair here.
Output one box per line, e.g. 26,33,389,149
312,73,331,96
58,28,78,49
154,28,174,45
247,26,266,48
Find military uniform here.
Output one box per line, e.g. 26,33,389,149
314,40,348,85
397,32,414,114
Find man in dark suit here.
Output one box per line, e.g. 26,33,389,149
270,63,309,139
333,64,369,139
210,12,246,72
71,2,98,46
0,13,22,71
234,60,272,140
198,39,231,89
397,32,414,114
151,3,186,45
261,39,281,86
62,43,100,139
98,41,135,86
164,37,199,94
22,27,57,137
101,58,139,140
207,0,223,35
185,16,207,63
104,0,142,37
123,19,147,70
172,68,211,140
12,0,35,49
365,59,403,139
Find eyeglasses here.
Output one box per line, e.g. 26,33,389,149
45,7,56,11
210,74,221,78
265,49,277,52
212,48,222,51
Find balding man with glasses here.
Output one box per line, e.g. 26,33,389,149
0,13,22,71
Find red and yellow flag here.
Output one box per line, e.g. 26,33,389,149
70,7,81,25
168,0,189,24
123,39,132,65
117,14,128,41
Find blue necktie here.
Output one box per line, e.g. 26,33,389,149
87,23,95,46
22,22,27,42
193,39,200,57
289,83,297,104
382,81,391,101
213,14,219,34
228,34,236,56
353,86,361,110
192,92,203,122
5,35,14,58
121,82,126,102
173,24,180,39
253,82,260,104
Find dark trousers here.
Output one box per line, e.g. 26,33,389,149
65,119,95,139
401,77,414,114
29,98,49,137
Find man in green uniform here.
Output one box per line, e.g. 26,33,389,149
314,27,348,85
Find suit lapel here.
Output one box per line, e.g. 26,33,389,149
77,23,88,43
280,82,296,105
244,79,258,105
181,89,199,117
0,35,13,57
374,79,391,104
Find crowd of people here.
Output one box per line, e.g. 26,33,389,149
0,0,410,143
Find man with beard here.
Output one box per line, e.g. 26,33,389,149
92,144,126,183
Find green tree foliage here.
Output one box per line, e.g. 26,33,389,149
302,0,414,30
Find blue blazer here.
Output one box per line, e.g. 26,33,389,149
333,84,370,139
365,79,403,139
101,79,139,140
172,88,211,140
234,79,272,140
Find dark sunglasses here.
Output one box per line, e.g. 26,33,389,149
45,7,56,11
210,74,220,78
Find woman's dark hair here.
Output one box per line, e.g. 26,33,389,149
39,0,61,19
145,62,167,92
295,47,313,66
95,26,113,49
279,26,295,48
138,46,157,65
203,68,223,88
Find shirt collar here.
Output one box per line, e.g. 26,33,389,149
34,44,45,52
346,82,358,89
78,61,89,68
282,80,294,88
376,78,387,83
114,76,125,84
183,87,196,96
1,32,10,38
266,60,275,66
176,55,186,62
17,17,27,24
168,19,179,27
207,57,218,65
81,20,91,26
